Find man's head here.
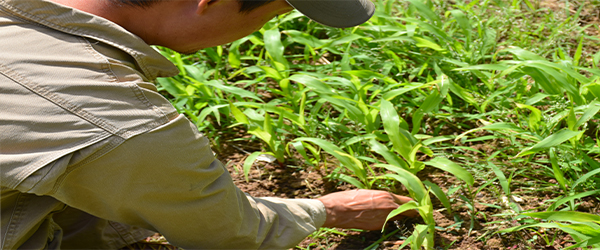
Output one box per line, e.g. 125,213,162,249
52,0,373,53
108,0,374,28
109,0,276,13
148,0,374,52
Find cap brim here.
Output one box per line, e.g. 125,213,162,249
284,0,375,28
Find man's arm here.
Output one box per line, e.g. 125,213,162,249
41,115,325,249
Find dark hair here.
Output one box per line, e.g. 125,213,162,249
110,0,275,13
109,0,159,8
239,0,275,13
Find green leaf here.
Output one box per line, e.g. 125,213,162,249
263,112,274,146
586,81,600,99
574,37,584,66
263,28,288,70
382,82,427,100
383,201,420,232
294,138,366,182
523,211,600,224
515,103,542,132
248,127,272,149
320,95,364,124
449,80,479,109
289,74,336,94
203,80,262,102
380,99,413,161
498,222,595,246
423,180,452,215
425,158,474,186
422,135,455,145
480,27,497,56
572,168,600,189
406,0,442,26
287,141,312,166
450,10,472,46
379,165,427,201
156,77,186,97
332,173,367,189
575,101,600,129
227,39,243,68
331,33,368,46
413,37,446,52
488,162,510,196
412,81,446,134
243,152,262,182
497,222,591,246
203,47,221,63
229,102,249,124
560,222,600,244
516,129,582,157
549,148,567,192
548,190,600,211
567,108,577,131
369,139,410,171
283,30,325,48
197,104,228,125
259,66,284,81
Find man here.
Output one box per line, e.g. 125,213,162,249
0,0,415,248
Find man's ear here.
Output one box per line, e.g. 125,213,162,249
196,0,212,15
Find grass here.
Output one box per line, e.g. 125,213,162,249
154,0,600,248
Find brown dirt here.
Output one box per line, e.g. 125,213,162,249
218,151,593,249
197,100,600,249
205,131,597,249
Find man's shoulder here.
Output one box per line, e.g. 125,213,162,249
0,11,179,191
0,18,177,133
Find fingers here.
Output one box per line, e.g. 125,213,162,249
317,190,420,230
389,192,420,217
389,192,413,205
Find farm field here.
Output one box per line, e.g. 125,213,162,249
144,0,600,249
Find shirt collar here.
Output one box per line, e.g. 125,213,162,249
0,0,180,79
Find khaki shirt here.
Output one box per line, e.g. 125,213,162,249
0,0,326,249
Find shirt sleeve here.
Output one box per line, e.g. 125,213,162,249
44,114,327,249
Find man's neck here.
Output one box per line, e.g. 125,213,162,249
48,0,166,45
49,0,117,22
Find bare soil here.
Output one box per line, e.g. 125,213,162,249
214,137,599,249
188,120,599,250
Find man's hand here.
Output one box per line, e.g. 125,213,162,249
317,189,418,230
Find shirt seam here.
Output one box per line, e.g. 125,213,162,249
80,37,170,124
7,132,110,190
0,63,132,138
49,136,125,195
80,38,120,83
0,5,49,30
81,38,172,125
1,192,27,249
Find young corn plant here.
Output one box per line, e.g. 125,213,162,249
452,38,600,248
499,211,600,249
376,98,475,249
228,101,299,179
293,136,381,189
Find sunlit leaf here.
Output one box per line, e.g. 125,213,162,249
425,158,474,186
243,152,262,182
379,165,427,201
524,211,600,224
516,129,582,157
